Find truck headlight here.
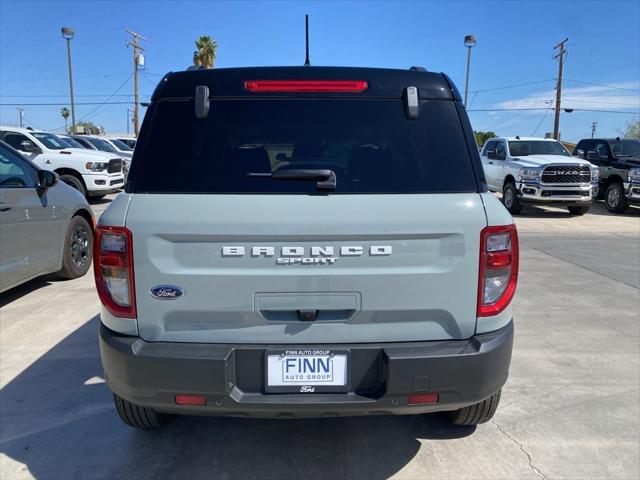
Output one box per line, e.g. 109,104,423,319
518,167,541,182
85,162,108,172
591,166,599,182
629,168,640,183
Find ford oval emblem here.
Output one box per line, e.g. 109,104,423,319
150,285,184,300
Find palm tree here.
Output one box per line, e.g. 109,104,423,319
61,107,70,132
193,35,218,69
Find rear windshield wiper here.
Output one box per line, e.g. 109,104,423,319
248,169,336,191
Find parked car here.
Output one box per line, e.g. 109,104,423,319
572,138,640,213
70,135,131,178
480,136,598,215
0,127,125,198
71,135,133,160
0,141,94,293
106,135,136,150
96,66,516,429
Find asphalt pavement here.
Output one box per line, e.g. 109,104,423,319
0,196,638,480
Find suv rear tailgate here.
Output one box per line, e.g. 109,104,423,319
127,193,485,344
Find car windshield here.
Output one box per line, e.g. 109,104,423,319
31,132,68,150
508,140,570,157
610,139,640,157
111,139,133,151
130,98,478,194
59,136,85,149
86,137,118,153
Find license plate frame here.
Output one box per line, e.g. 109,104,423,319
264,349,351,394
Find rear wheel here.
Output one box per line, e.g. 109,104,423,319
59,173,87,198
446,390,501,426
56,215,93,279
502,183,522,214
605,182,628,213
113,394,173,429
568,205,590,216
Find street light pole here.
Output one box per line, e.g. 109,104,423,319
61,27,76,133
463,35,477,108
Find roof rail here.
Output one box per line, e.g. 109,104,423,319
409,66,427,72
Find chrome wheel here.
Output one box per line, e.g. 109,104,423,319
606,187,620,208
70,225,90,268
504,188,514,208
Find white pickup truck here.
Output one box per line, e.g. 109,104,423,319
480,136,598,215
0,127,125,198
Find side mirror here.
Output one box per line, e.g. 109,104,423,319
586,150,599,161
20,141,41,154
37,170,58,192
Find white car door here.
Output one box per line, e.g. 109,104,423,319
481,140,501,190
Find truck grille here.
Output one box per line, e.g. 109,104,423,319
541,165,591,184
107,159,123,174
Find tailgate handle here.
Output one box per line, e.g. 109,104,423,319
255,293,361,323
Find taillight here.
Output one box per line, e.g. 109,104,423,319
244,80,368,93
478,225,519,317
93,225,136,318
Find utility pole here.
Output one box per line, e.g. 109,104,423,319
552,38,568,140
126,28,146,137
16,107,24,127
591,121,598,139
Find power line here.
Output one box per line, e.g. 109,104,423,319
0,94,142,98
0,101,133,106
468,107,639,114
76,74,133,122
0,73,132,83
565,79,640,92
561,97,640,106
470,78,556,94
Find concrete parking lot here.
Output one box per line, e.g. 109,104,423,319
1,196,638,480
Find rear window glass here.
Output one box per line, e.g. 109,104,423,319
130,99,477,194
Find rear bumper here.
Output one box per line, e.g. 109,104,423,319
99,321,513,418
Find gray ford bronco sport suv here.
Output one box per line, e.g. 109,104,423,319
95,66,517,429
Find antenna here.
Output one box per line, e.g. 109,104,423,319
304,14,310,66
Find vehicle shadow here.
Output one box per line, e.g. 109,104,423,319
87,196,114,206
513,201,640,218
0,316,474,480
0,276,54,308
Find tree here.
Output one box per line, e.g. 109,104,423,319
193,35,218,69
60,107,70,132
621,118,640,139
75,121,104,135
474,130,497,148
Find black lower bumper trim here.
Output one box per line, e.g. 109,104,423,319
99,321,514,418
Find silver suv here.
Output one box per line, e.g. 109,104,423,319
95,66,517,429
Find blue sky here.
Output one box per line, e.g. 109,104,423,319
1,0,638,142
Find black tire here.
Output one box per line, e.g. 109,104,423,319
502,183,522,214
113,394,173,429
59,173,87,198
56,215,93,279
604,182,628,213
568,205,590,216
446,390,501,426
